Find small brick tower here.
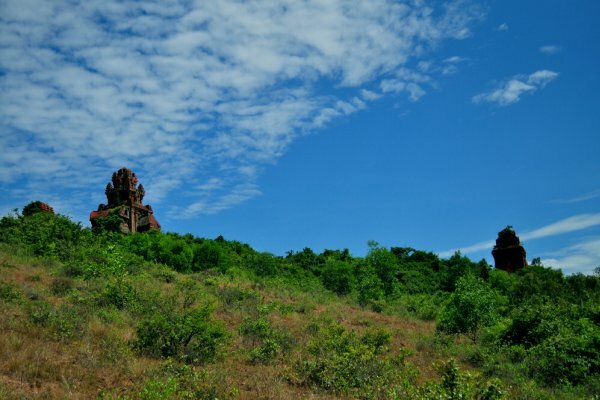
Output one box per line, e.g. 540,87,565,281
90,167,160,233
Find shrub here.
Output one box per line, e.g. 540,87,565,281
192,241,225,272
437,275,500,341
217,285,259,310
419,359,504,400
92,211,124,234
50,277,74,296
366,244,400,296
294,322,393,394
154,268,177,283
60,262,85,277
356,269,385,309
248,338,280,364
0,281,24,303
249,252,280,276
321,259,356,295
240,313,292,364
361,327,392,354
27,301,84,341
500,298,560,347
398,292,446,320
139,378,178,400
135,305,229,364
99,279,137,310
28,300,54,325
239,316,272,345
82,244,128,279
525,318,600,385
151,362,237,400
3,211,89,261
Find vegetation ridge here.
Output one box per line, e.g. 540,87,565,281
0,207,599,399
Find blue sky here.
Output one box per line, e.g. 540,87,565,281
1,0,599,274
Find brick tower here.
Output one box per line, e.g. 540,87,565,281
492,226,527,273
90,167,160,233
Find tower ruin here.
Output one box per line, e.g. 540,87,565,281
90,167,160,233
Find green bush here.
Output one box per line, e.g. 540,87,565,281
500,297,560,347
193,241,225,272
366,243,400,297
92,211,124,234
321,259,356,295
27,301,84,341
294,322,394,394
217,285,259,310
361,327,392,354
239,313,292,364
135,305,229,364
0,281,24,303
239,316,272,344
248,338,280,364
139,377,178,400
143,362,236,400
99,279,137,310
249,252,280,276
418,359,504,400
0,211,90,261
357,269,385,309
525,317,600,385
437,275,500,340
398,292,446,320
50,277,74,296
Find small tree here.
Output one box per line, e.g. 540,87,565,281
91,211,123,234
366,242,399,296
437,274,500,341
321,259,356,295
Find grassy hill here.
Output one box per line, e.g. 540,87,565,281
0,208,599,399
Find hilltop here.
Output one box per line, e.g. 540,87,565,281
0,208,599,399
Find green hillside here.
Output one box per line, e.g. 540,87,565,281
1,208,599,399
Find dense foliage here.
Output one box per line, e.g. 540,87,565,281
1,207,599,399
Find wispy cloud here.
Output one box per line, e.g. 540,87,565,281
552,189,600,204
440,55,468,75
172,183,263,217
472,69,558,106
438,213,600,258
0,0,482,219
541,238,600,274
438,239,495,257
521,214,600,241
539,45,561,55
497,23,509,31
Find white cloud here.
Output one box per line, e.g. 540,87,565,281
497,23,509,31
0,0,481,219
521,214,600,241
439,213,600,262
527,70,559,87
438,239,495,258
196,178,224,192
473,69,558,106
552,189,600,204
443,56,467,64
360,89,382,101
438,55,467,75
539,45,561,55
177,183,263,217
541,238,600,274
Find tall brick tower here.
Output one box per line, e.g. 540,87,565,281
492,226,527,273
90,167,160,233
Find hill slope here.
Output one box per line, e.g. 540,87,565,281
1,210,599,399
